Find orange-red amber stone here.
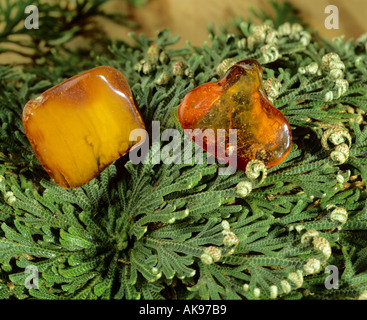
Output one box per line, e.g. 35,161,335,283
23,66,146,189
178,59,292,171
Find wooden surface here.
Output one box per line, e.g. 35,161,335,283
103,0,367,47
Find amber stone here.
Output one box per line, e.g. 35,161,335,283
178,59,292,171
23,66,146,189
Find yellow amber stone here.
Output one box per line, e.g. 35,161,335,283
23,66,146,189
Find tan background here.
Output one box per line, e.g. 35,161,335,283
2,0,367,64
104,0,367,47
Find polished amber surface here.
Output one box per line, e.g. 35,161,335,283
178,59,292,171
23,66,146,189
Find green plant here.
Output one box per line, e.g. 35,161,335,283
1,0,367,300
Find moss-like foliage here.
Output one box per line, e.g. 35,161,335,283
1,0,367,300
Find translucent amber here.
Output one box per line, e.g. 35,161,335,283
23,66,146,189
178,59,292,171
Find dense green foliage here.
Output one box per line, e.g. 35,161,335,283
1,0,367,300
